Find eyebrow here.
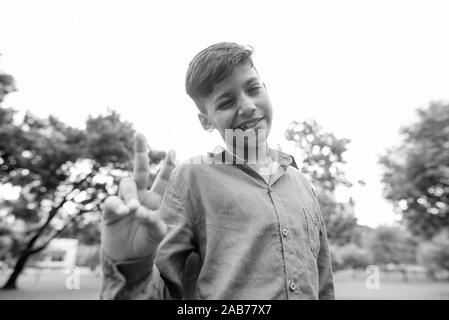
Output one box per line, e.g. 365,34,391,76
213,77,260,103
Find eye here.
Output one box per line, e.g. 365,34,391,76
248,84,262,96
217,100,233,110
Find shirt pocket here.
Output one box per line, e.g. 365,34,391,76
303,207,321,259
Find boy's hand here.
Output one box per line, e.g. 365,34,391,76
101,133,176,261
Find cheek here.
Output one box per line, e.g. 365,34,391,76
266,105,273,119
257,93,272,113
260,100,273,122
214,112,235,130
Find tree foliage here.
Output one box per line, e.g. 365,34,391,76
366,226,417,281
379,102,449,238
0,105,166,289
285,119,360,246
0,68,17,103
285,119,351,192
339,244,371,270
320,196,362,246
367,226,417,265
416,230,449,276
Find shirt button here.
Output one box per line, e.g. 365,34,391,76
282,229,289,237
289,281,297,291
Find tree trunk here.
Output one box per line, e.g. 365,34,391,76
1,173,95,290
426,269,437,281
1,226,45,290
2,191,72,290
350,268,357,279
2,209,89,290
2,213,52,290
399,266,409,282
2,251,31,289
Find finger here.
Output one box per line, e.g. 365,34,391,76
102,196,129,224
151,149,176,197
133,132,150,190
118,177,140,211
141,192,162,211
141,150,176,210
147,172,157,189
134,206,167,241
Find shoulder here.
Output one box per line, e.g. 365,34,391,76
169,154,216,185
270,148,317,198
285,166,317,198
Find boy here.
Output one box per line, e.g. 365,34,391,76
100,42,335,299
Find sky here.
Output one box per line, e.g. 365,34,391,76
1,0,448,227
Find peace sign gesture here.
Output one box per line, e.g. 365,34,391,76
101,133,176,261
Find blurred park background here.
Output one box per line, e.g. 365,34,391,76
1,0,449,299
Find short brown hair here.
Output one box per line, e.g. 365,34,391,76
185,42,254,112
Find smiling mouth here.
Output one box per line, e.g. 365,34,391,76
233,118,264,131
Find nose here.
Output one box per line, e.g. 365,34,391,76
237,95,256,116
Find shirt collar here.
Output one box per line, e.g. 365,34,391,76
207,146,299,170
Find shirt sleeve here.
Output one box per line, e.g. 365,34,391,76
311,186,336,300
99,251,169,300
99,178,197,300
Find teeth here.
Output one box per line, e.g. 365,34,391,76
235,119,261,131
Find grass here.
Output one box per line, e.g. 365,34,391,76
333,269,449,300
0,268,100,300
0,268,448,300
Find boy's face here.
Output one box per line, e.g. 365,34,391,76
198,63,273,149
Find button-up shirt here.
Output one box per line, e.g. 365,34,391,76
100,149,335,300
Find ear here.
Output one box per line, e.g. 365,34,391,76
198,113,214,132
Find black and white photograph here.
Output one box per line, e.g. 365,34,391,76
0,0,449,304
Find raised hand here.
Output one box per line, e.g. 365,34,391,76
101,133,176,261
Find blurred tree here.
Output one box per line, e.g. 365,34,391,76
416,230,449,279
0,228,17,266
366,226,418,282
0,106,165,289
0,66,17,103
379,102,449,239
75,244,101,271
339,244,371,273
285,119,361,246
285,119,351,192
329,244,344,272
322,197,363,246
59,220,101,246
